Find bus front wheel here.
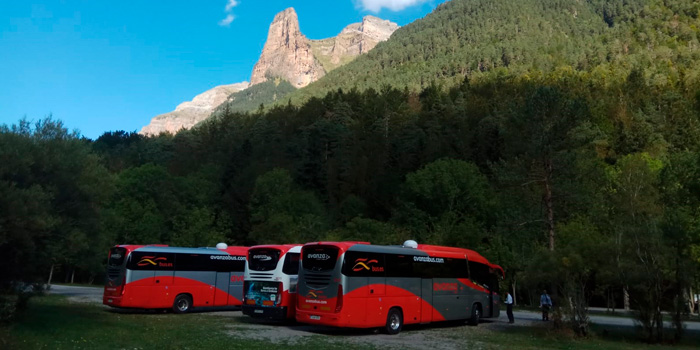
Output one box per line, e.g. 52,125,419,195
385,308,403,335
467,304,481,326
173,294,193,314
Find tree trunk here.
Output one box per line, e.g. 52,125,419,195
624,286,630,311
70,269,75,284
512,277,517,306
544,160,555,251
47,264,55,286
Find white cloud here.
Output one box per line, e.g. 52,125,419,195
357,0,429,12
225,0,239,12
219,14,235,26
219,0,239,27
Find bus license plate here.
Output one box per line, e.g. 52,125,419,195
310,315,321,320
254,309,263,314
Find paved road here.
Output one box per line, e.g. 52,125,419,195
49,284,700,331
49,284,104,304
503,309,700,331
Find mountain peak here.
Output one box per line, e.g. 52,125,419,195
249,8,323,88
276,7,297,19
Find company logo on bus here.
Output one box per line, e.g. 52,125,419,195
352,258,384,272
307,253,331,260
231,275,244,282
433,282,458,292
137,256,173,267
305,289,328,304
210,255,246,261
252,255,272,261
413,256,445,263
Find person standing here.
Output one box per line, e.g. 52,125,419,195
505,292,514,323
540,290,553,321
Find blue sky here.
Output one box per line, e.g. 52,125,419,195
0,1,446,139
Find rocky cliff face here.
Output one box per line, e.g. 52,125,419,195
249,8,325,88
251,9,399,88
139,82,249,136
141,8,398,136
328,16,400,66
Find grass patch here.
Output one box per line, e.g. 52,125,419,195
1,295,698,350
431,321,700,350
0,295,375,350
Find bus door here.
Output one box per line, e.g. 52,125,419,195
420,278,433,323
214,272,230,306
128,251,168,307
228,271,245,305
488,272,500,317
154,269,174,308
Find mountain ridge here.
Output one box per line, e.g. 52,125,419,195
280,0,700,106
140,82,249,136
140,8,398,136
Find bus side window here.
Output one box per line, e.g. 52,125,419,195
283,253,300,275
447,258,469,279
414,261,440,278
489,274,500,293
385,254,414,278
175,253,209,271
468,261,491,290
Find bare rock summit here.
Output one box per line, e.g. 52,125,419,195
251,9,399,88
250,8,325,88
139,82,249,136
329,16,400,65
140,8,398,136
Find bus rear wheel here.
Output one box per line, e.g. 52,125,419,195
467,304,481,326
173,294,192,314
385,308,403,335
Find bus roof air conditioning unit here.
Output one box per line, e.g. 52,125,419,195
403,240,418,249
216,243,228,249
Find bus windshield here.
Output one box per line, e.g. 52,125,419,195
249,248,281,271
302,246,338,272
108,247,126,267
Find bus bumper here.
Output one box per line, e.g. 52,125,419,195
242,305,289,320
103,295,123,307
295,309,347,327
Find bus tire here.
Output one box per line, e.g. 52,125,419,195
467,303,481,326
385,308,403,335
173,294,193,314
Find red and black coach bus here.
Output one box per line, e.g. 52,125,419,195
242,244,302,320
103,244,248,313
296,240,503,334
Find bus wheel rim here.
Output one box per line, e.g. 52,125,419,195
390,314,400,330
178,300,188,311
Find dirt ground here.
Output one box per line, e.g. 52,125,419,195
218,313,499,349
50,284,523,349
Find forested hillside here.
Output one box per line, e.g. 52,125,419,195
2,0,700,341
214,79,296,115
212,78,296,115
283,0,700,105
